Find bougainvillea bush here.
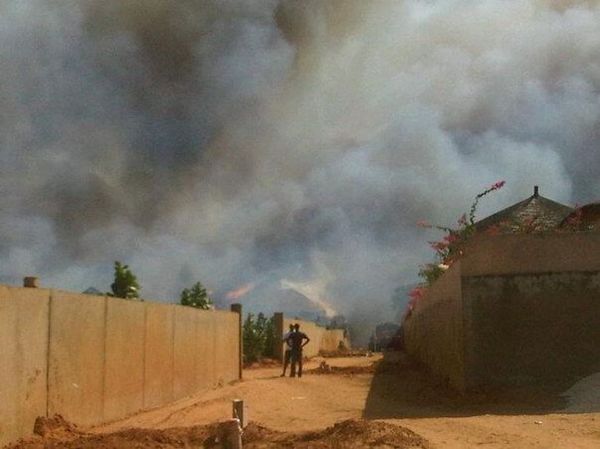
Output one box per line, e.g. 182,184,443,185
405,181,505,318
404,183,594,319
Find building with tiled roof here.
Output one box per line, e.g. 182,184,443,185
561,202,600,230
404,185,600,393
475,186,574,233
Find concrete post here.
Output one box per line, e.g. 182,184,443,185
218,419,242,449
273,312,284,361
230,304,243,380
232,399,245,428
23,276,39,288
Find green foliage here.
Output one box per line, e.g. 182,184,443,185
263,316,276,358
180,282,213,309
417,263,447,286
108,261,141,300
243,313,276,364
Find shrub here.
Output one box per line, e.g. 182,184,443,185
243,313,277,363
108,261,141,300
180,281,213,309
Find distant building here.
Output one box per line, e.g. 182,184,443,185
83,287,103,296
369,322,401,352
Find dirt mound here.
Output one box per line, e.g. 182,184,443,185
242,420,429,448
320,349,369,358
7,417,429,449
32,415,79,439
305,360,377,376
6,418,215,449
296,420,430,448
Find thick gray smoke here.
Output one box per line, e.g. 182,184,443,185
2,0,600,339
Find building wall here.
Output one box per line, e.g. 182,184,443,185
273,313,351,360
461,232,600,276
0,287,241,448
463,271,600,389
319,329,348,352
403,261,465,391
404,232,600,392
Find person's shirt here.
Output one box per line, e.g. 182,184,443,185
288,331,309,351
282,331,294,348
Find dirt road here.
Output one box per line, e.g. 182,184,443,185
8,354,600,448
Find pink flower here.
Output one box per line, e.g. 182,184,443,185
409,286,427,303
443,233,459,244
491,180,506,190
429,241,449,253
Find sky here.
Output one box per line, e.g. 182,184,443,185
1,0,600,332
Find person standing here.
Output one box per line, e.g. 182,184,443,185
288,323,310,378
280,324,295,377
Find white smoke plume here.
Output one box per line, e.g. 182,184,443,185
1,0,600,338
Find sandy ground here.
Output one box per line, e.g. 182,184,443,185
97,355,378,433
7,354,600,448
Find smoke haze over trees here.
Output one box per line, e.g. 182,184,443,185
2,1,600,335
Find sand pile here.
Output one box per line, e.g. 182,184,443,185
5,416,429,449
305,361,377,376
242,420,430,448
291,420,430,448
6,415,215,449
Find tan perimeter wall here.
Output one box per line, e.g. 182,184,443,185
274,313,350,360
0,286,49,448
403,261,465,391
0,286,241,448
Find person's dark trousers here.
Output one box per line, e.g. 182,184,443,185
290,350,303,377
282,349,291,376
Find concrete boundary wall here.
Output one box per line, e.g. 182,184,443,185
403,262,465,391
104,298,145,422
273,313,350,360
461,232,600,276
462,271,600,389
0,286,241,448
403,232,600,392
0,286,50,447
48,291,106,426
144,303,175,409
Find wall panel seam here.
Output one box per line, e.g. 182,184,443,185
45,290,53,418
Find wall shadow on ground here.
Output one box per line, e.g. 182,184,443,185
362,351,599,419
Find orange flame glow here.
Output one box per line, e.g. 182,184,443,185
225,283,255,300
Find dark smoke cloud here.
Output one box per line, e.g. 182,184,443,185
2,0,600,339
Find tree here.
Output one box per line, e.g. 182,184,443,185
243,313,263,364
108,261,141,300
263,316,276,358
242,312,277,363
180,281,213,309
